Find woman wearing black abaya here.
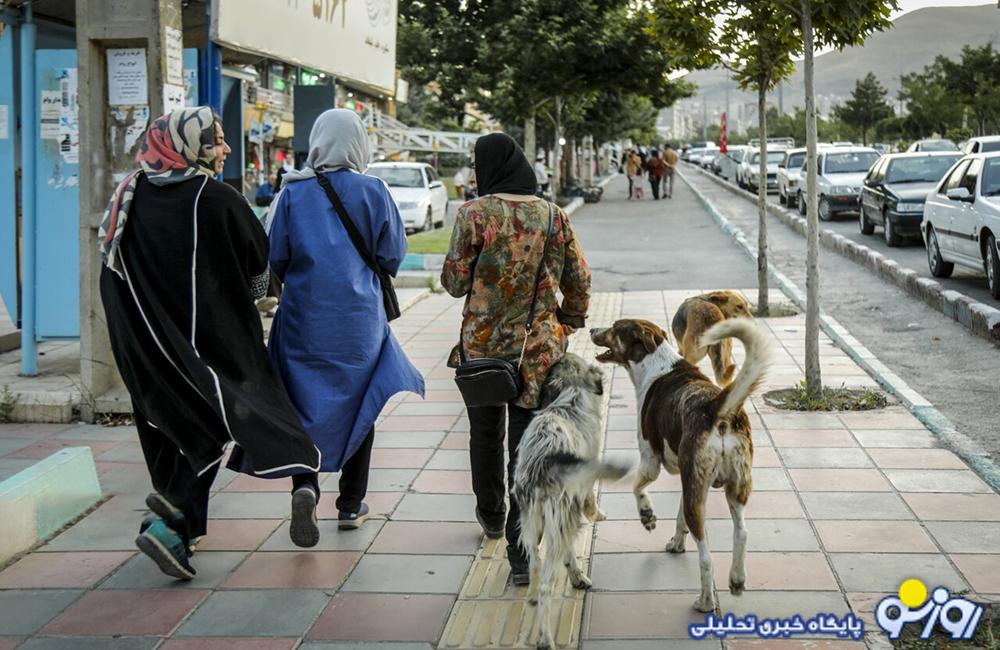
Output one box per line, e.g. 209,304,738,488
99,107,321,580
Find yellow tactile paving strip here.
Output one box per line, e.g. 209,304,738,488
438,292,621,650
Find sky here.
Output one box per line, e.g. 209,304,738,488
893,0,994,18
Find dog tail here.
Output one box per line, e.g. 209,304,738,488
699,317,770,418
549,452,632,494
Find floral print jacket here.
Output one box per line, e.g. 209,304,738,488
441,195,591,409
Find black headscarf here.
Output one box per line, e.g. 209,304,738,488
474,133,537,196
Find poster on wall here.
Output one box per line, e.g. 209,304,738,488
163,83,185,113
164,26,184,86
107,48,148,106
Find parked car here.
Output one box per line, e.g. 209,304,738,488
746,149,788,193
777,148,808,208
921,152,1000,298
960,136,1000,155
736,148,757,189
719,145,749,182
694,146,719,168
858,151,962,246
796,146,881,220
907,139,959,152
366,162,448,232
683,146,705,163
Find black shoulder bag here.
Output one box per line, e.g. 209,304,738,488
454,205,554,408
315,173,401,321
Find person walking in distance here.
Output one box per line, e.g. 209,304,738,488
646,149,665,200
99,107,322,580
442,133,591,585
625,149,643,200
662,143,678,199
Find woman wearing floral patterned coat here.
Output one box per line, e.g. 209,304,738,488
441,132,591,584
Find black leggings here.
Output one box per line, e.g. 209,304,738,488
292,427,375,513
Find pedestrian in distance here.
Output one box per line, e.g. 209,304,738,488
646,148,665,200
454,161,472,200
267,109,425,543
534,155,550,198
442,132,592,585
255,171,278,207
625,149,644,200
662,142,678,199
98,107,323,580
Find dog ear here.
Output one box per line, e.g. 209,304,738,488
706,292,728,306
641,327,664,353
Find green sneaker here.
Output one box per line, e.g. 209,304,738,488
135,517,196,581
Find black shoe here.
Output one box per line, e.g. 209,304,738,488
476,507,505,540
338,502,370,530
290,486,320,547
507,545,530,586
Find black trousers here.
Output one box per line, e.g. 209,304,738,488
649,176,662,199
135,407,219,541
467,403,535,548
292,427,375,514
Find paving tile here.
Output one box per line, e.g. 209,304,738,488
925,521,1000,553
814,520,937,553
342,553,473,595
838,411,922,429
902,493,1000,521
779,448,872,469
439,432,469,450
321,468,419,493
4,438,119,460
372,431,447,449
368,521,483,555
739,492,805,519
195,519,283,551
866,448,968,470
393,494,477,522
300,644,434,650
95,442,145,462
748,467,792,490
370,448,434,469
425,449,471,471
582,641,719,650
410,469,474,494
759,414,844,430
220,475,293,492
222,551,360,589
0,639,19,650
851,429,936,448
600,471,680,493
0,437,35,455
829,554,969,593
54,424,137,442
378,416,459,432
42,498,141,551
882,469,994,493
752,447,782,468
206,492,291,519
17,638,160,650
604,429,640,449
0,551,133,588
711,552,838,591
593,519,819,554
41,589,207,636
787,468,890,492
800,492,911,520
176,590,330,637
725,641,860,649
950,555,1000,594
767,429,857,448
101,551,248,589
307,593,454,641
0,590,82,635
715,589,850,619
260,519,383,551
317,492,403,520
590,552,702,591
389,402,465,416
585,592,707,639
158,639,298,650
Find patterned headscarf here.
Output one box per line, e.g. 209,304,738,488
99,107,220,277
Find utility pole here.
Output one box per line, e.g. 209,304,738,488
778,80,784,115
702,95,708,141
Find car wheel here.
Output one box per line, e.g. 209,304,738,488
859,207,874,235
798,192,806,215
986,233,1000,299
423,207,433,232
926,226,954,278
818,196,832,221
883,210,901,247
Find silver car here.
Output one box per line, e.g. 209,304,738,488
796,147,881,221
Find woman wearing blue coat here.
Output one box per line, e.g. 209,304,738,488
267,109,425,546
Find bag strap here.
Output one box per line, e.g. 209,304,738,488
315,172,380,276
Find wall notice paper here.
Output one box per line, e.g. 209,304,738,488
40,91,62,140
58,68,80,164
0,105,8,140
107,48,148,106
163,83,185,113
164,26,184,86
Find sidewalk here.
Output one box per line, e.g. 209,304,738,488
0,289,998,649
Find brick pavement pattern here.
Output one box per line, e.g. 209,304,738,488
1,290,999,649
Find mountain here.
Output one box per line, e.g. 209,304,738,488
676,4,1000,122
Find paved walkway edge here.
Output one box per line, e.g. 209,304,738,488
691,164,1000,346
680,168,1000,493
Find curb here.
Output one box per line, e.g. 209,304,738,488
691,164,1000,346
679,169,1000,492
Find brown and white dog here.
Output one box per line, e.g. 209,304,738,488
590,317,769,613
671,291,753,387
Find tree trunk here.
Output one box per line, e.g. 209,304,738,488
552,95,563,201
524,112,536,163
802,0,823,399
756,85,769,316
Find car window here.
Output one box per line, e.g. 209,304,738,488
786,152,806,168
981,142,1000,153
885,155,962,184
822,151,881,174
942,159,971,193
959,158,983,195
367,167,425,188
868,158,887,184
982,158,1000,196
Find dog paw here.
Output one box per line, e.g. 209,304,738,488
528,596,538,606
536,639,553,650
729,579,745,596
693,596,716,613
591,508,608,522
571,573,593,590
664,536,686,553
639,508,657,531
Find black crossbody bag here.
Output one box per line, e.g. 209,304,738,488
454,205,554,407
315,173,401,321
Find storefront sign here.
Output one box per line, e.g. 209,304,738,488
211,0,397,94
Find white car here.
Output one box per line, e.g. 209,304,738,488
777,148,808,208
907,139,960,153
735,148,755,189
961,136,1000,155
745,149,788,193
719,145,748,182
366,162,448,232
795,146,881,221
921,152,1000,298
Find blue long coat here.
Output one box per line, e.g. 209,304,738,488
267,169,425,471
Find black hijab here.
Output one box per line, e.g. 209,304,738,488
474,133,538,196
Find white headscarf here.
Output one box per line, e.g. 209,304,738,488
281,108,371,188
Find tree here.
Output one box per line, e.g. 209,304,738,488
833,72,893,145
794,0,897,399
938,44,1000,136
